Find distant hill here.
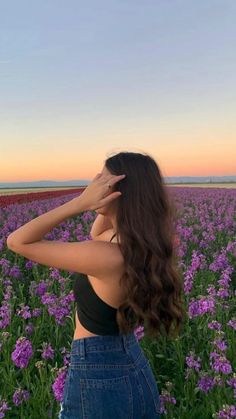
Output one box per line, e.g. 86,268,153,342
0,180,90,189
164,175,236,184
0,176,235,189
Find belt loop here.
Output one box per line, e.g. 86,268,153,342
79,338,85,360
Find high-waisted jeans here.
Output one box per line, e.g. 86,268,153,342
58,332,161,418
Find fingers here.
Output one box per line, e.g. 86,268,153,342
103,191,122,205
101,174,126,184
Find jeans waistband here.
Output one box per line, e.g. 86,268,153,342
70,332,138,360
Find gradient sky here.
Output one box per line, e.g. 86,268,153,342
1,0,236,182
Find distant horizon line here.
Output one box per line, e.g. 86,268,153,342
1,174,236,183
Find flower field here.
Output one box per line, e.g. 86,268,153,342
0,187,236,418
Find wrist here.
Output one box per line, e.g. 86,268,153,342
67,196,87,215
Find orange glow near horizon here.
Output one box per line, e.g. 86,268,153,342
1,139,235,183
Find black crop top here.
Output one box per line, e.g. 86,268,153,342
72,233,120,335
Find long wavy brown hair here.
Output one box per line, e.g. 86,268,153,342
105,150,186,339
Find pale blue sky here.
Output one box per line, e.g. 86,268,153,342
1,0,236,181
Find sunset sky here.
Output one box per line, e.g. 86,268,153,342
1,1,236,182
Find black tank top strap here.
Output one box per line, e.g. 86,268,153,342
110,233,116,242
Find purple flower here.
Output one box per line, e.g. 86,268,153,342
197,374,215,393
134,325,145,341
0,239,4,251
12,388,30,406
209,351,232,374
207,285,217,296
9,265,22,279
25,323,34,336
208,320,222,330
35,281,48,297
16,304,32,319
41,293,57,305
49,269,61,280
45,292,74,325
158,391,176,415
32,308,42,317
0,399,11,417
0,258,11,276
60,292,75,306
0,301,11,329
40,342,55,360
227,319,236,331
63,353,71,367
52,368,68,402
213,338,228,352
47,305,70,326
226,376,236,398
2,279,12,287
185,352,201,372
188,296,215,319
60,347,71,366
215,404,236,418
217,288,230,298
2,285,13,301
11,337,33,369
25,260,37,269
209,252,229,272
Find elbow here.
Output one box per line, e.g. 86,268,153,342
6,235,17,250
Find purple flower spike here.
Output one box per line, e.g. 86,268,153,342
12,388,30,406
11,337,33,369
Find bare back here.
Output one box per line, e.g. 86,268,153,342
73,229,127,340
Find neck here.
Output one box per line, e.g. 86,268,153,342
108,214,117,234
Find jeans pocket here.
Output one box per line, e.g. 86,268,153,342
140,363,161,415
80,374,133,419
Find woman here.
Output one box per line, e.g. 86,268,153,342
7,151,184,418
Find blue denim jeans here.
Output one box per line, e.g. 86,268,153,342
58,332,161,418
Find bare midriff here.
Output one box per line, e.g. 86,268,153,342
73,308,101,340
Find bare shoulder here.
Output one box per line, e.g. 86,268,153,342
87,232,126,306
89,229,125,283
